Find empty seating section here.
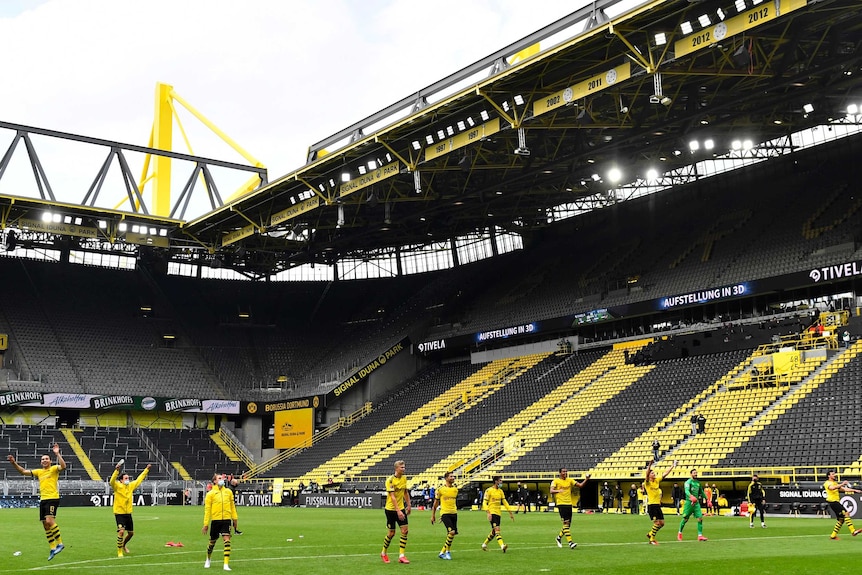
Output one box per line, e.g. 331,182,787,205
409,348,641,486
363,353,573,480
483,359,656,477
266,362,480,480
294,355,548,485
721,341,862,471
74,426,170,480
141,428,238,481
0,425,82,480
507,350,748,475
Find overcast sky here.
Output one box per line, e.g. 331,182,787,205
0,0,635,220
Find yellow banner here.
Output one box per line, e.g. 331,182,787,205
425,118,501,162
772,350,800,376
339,161,401,199
271,197,318,226
274,407,314,449
125,232,170,248
221,224,256,247
674,0,807,58
532,63,631,118
18,218,98,239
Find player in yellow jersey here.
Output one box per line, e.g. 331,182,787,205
203,473,238,570
109,461,151,557
550,468,589,549
381,460,411,564
644,459,676,545
7,443,66,561
431,471,459,560
482,475,514,552
823,470,862,540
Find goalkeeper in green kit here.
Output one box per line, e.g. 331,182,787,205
677,468,708,541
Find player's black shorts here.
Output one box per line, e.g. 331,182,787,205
39,499,59,521
489,513,501,528
209,519,233,538
557,504,573,523
441,513,458,533
115,513,134,531
829,501,848,518
648,504,664,521
385,509,408,530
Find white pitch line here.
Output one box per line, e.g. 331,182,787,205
14,534,830,572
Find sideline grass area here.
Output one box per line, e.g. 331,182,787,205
1,506,861,574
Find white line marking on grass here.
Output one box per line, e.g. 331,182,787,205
14,534,833,572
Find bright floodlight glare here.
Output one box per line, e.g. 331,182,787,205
743,139,754,150
52,213,61,223
689,140,700,151
803,103,814,114
848,103,859,115
42,211,52,222
131,225,140,234
607,167,622,183
98,220,107,229
341,173,350,183
731,140,742,150
704,139,715,150
118,222,128,232
646,168,659,181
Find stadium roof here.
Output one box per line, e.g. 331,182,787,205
2,0,861,276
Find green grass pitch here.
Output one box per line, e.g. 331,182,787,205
1,506,861,574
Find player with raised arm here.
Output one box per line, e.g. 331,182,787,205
550,468,589,549
824,470,862,539
7,443,67,560
644,459,676,544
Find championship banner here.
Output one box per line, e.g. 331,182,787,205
274,407,314,449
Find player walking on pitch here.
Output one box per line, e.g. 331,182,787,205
431,471,459,559
678,468,708,541
7,443,66,560
550,468,589,549
381,460,411,564
482,476,514,552
203,473,238,570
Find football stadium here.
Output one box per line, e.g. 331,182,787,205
3,0,862,572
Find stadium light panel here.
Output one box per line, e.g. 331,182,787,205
52,213,61,223
42,211,52,222
654,32,667,46
118,222,128,232
681,21,693,35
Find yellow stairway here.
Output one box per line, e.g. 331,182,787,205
59,428,101,481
